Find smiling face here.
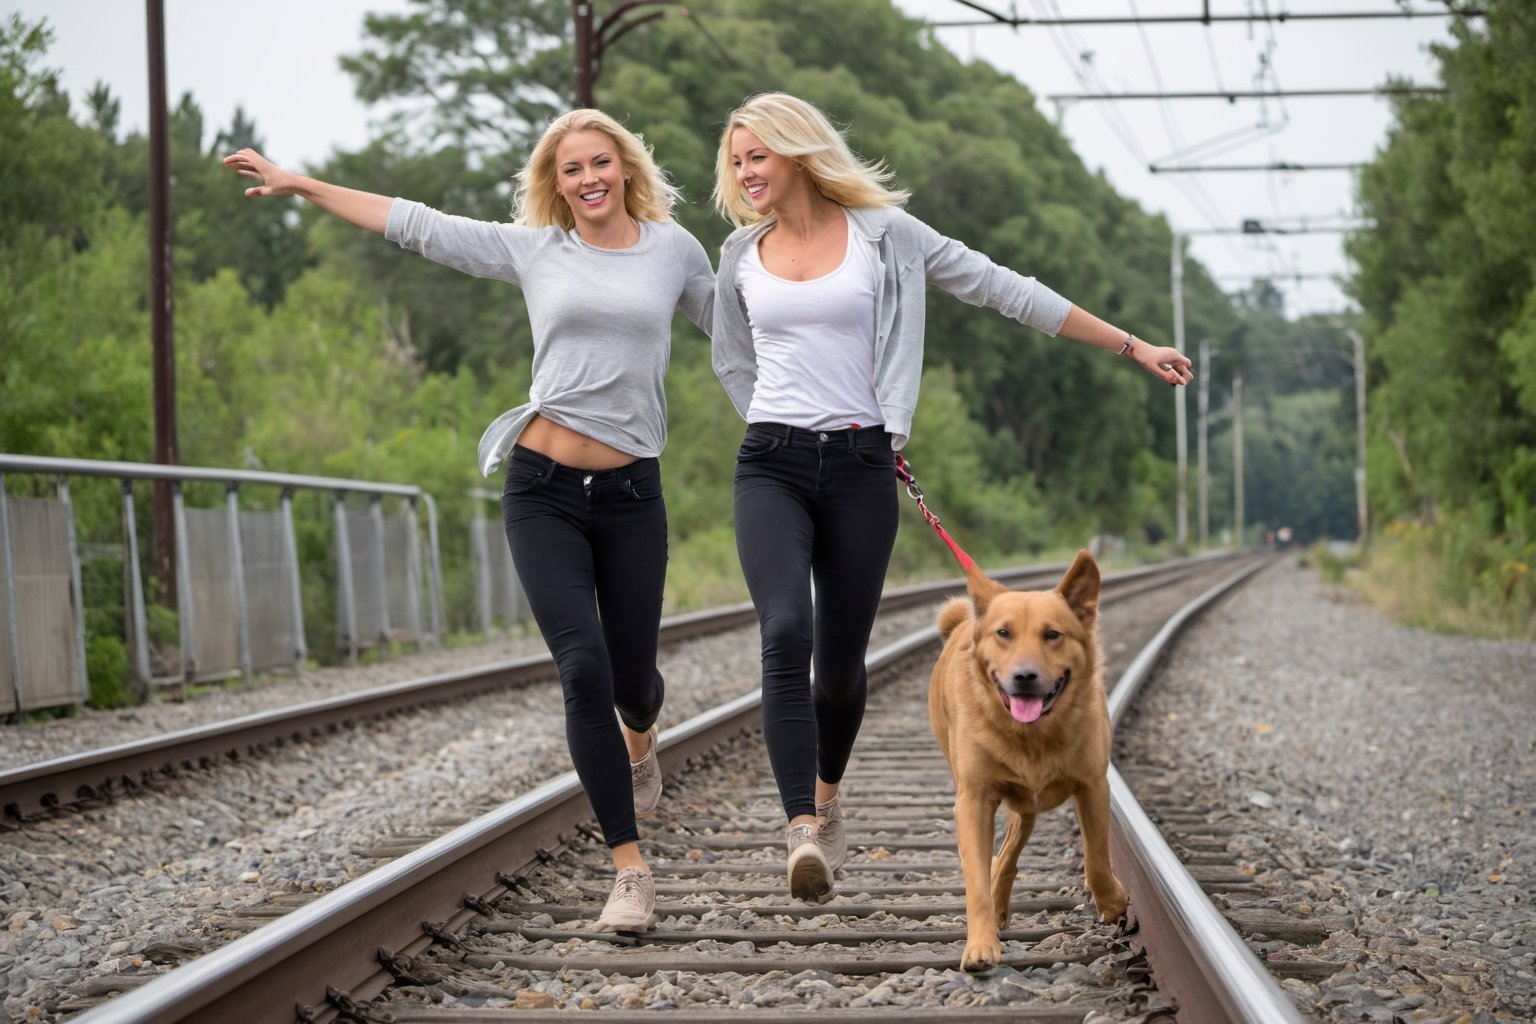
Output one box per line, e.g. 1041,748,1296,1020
963,551,1101,727
730,126,809,216
973,591,1086,724
555,129,629,234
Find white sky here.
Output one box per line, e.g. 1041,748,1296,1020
9,0,1461,318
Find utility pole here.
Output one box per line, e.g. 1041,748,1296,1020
1171,234,1188,549
1197,341,1211,548
573,2,594,107
1347,328,1368,544
571,1,676,107
1233,374,1244,547
147,0,177,598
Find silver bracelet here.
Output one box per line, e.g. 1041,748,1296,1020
1117,332,1135,357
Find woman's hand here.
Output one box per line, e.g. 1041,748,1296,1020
1133,341,1194,386
222,148,301,198
219,150,391,233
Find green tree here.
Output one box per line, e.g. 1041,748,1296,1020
1348,1,1536,542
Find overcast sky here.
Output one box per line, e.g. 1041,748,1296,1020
10,0,1462,318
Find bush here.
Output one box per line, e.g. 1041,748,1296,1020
86,635,133,709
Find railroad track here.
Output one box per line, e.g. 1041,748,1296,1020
48,550,1325,1023
0,554,1233,822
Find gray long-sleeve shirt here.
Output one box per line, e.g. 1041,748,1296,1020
386,199,715,476
712,205,1070,449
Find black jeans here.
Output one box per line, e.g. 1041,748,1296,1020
733,422,899,821
501,444,667,848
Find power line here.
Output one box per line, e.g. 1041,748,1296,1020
1152,161,1367,173
1048,86,1446,101
930,7,1485,27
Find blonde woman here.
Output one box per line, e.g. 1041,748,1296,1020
710,92,1192,902
225,109,714,933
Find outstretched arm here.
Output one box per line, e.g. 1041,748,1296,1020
222,148,391,235
1059,305,1193,387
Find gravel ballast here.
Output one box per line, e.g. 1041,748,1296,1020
2,556,1530,1021
1116,557,1534,1022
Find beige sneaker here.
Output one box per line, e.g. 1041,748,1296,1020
816,794,847,871
786,821,833,903
593,866,657,933
631,725,661,819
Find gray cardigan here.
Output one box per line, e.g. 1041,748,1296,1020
711,205,1071,448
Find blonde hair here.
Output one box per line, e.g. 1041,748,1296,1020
713,92,908,227
513,109,679,228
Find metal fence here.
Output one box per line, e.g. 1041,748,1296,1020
0,455,445,716
471,505,527,633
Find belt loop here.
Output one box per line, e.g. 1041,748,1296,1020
781,423,794,446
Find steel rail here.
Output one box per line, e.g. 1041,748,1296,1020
1105,555,1304,1023
68,553,1262,1024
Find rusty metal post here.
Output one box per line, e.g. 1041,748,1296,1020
146,0,178,600
573,1,595,106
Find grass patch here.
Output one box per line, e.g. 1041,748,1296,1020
1352,518,1534,641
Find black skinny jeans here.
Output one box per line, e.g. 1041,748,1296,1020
501,445,667,848
733,422,899,821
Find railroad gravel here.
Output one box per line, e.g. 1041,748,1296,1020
1116,557,1535,1023
5,556,1529,1022
1,599,948,1021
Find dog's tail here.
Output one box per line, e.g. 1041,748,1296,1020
937,596,971,641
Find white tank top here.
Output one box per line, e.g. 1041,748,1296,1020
737,210,883,431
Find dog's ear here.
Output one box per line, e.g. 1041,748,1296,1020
963,559,1008,614
1056,550,1101,628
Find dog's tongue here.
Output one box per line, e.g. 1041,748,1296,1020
1007,695,1044,724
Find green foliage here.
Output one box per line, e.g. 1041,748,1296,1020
85,635,133,709
7,0,1355,694
1310,542,1353,584
1229,390,1358,544
1359,517,1535,641
1348,0,1536,549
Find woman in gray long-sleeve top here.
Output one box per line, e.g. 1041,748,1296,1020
225,109,713,936
709,92,1193,904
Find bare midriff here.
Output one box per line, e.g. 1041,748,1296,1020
517,414,638,470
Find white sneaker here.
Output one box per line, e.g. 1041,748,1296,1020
631,725,661,819
816,794,847,871
593,866,657,933
786,821,833,903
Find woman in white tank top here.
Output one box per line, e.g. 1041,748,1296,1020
709,92,1193,904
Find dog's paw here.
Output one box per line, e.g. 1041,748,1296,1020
1093,878,1128,923
960,936,1002,973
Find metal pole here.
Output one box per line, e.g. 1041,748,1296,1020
122,480,151,692
404,498,424,649
0,475,24,717
334,493,357,664
172,482,195,688
1233,374,1245,547
225,483,253,683
1197,341,1210,548
146,0,178,601
58,477,90,706
369,495,390,646
422,493,444,646
1348,328,1368,544
279,488,307,668
472,516,492,634
573,1,595,106
1171,234,1189,548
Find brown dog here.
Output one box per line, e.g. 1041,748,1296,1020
928,550,1127,971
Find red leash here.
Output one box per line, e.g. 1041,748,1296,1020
893,453,976,571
